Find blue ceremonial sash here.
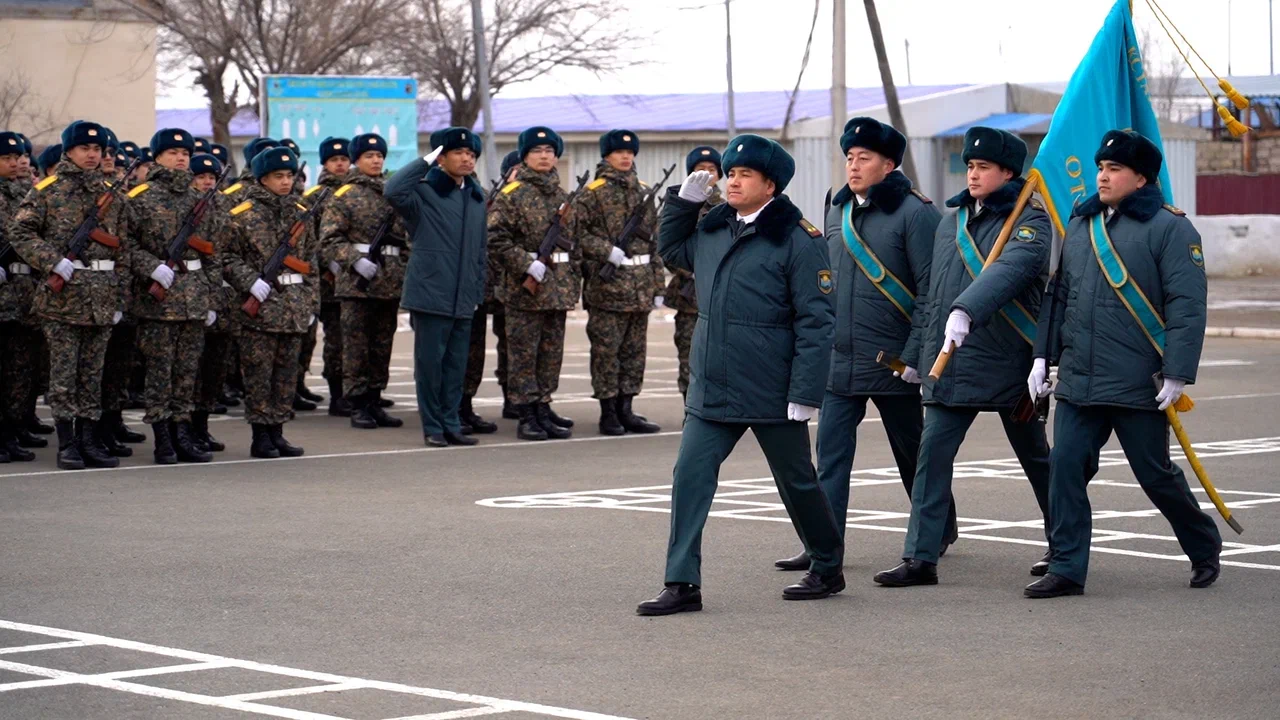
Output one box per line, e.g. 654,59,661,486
1088,212,1166,354
954,207,1038,345
840,201,914,321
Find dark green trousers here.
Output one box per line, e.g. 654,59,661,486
1047,401,1222,586
902,405,1051,564
665,415,843,586
411,311,472,436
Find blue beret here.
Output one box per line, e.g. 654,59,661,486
840,116,906,167
599,129,639,157
252,146,299,179
432,127,482,158
722,134,795,195
37,144,62,173
242,137,278,166
518,126,563,159
1095,129,1162,184
0,132,23,157
685,145,723,176
61,120,108,151
193,137,211,153
319,136,350,163
150,128,195,157
190,153,222,177
961,126,1027,174
350,133,386,159
209,143,229,163
500,150,521,178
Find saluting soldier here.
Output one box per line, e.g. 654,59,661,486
773,117,946,572
0,130,41,462
124,128,220,465
11,121,127,470
487,126,581,441
223,147,317,458
873,127,1053,587
320,133,405,430
663,146,724,400
1025,130,1222,599
639,135,843,616
307,136,352,417
189,152,232,453
574,129,663,436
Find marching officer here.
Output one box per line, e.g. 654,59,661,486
0,130,40,462
873,127,1053,587
1025,130,1222,598
320,133,405,430
574,129,663,436
223,146,317,458
663,146,724,399
487,126,581,441
308,136,352,416
639,135,843,615
387,129,487,447
124,128,219,464
189,152,232,453
11,121,127,470
775,117,946,571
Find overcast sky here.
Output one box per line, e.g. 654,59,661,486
157,0,1279,108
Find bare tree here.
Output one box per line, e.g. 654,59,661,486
382,0,637,128
0,70,62,140
779,0,821,144
1138,27,1188,123
862,0,916,182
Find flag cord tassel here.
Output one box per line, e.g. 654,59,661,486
1142,0,1250,136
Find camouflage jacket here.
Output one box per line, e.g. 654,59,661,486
223,183,319,334
10,160,126,326
574,162,663,312
663,185,724,313
488,166,581,311
0,176,37,323
306,169,347,303
124,165,220,321
320,170,409,301
218,168,255,208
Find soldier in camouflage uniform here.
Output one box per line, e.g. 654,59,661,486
302,136,351,416
575,130,665,436
488,126,581,441
320,133,406,430
223,147,318,458
124,128,220,464
664,146,724,399
11,121,126,470
0,131,40,462
189,152,232,453
9,132,51,442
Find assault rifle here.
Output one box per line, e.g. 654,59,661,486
598,163,676,282
47,156,143,293
522,170,591,295
354,209,400,292
241,187,331,317
149,162,233,301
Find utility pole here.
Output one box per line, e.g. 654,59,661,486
725,0,736,138
1270,0,1274,75
904,38,912,86
831,0,846,190
471,0,498,183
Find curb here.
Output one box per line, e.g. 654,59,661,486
1205,326,1280,340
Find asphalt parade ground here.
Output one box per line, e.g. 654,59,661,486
2,310,1279,719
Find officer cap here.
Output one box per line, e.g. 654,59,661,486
252,146,299,179
1094,129,1162,184
60,120,108,151
599,129,639,158
961,126,1027,175
722,134,795,195
840,116,906,167
150,128,196,158
191,152,222,177
319,136,351,163
685,145,723,176
350,133,387,160
517,126,563,159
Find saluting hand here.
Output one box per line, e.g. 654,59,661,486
678,170,714,203
423,145,445,164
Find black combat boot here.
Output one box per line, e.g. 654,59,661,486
193,412,225,452
516,404,547,441
459,397,497,434
250,423,280,458
327,379,350,417
14,426,48,448
349,394,377,429
96,416,132,458
296,376,323,403
55,419,84,470
367,393,403,428
542,404,573,428
292,392,317,412
501,392,518,420
151,420,177,465
108,410,146,444
77,418,119,468
26,410,54,435
2,425,35,462
0,429,8,463
617,394,660,433
219,386,241,407
376,395,394,408
268,423,304,457
535,402,571,439
598,398,625,436
174,421,213,463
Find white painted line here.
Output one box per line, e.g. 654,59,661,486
0,640,89,655
222,680,366,702
1205,326,1280,339
387,708,511,720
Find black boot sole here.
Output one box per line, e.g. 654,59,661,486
57,456,86,470
636,601,703,616
1024,586,1084,599
154,454,178,465
783,578,846,600
873,573,938,588
1190,568,1220,589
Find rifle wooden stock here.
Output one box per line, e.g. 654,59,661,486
241,295,262,317
521,269,543,294
282,256,311,274
188,236,214,255
875,351,907,375
88,228,120,248
46,273,66,292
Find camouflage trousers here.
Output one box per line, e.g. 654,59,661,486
464,303,507,399
586,309,650,400
101,319,137,413
0,322,40,425
239,329,302,425
42,322,112,422
319,301,342,382
505,308,566,406
196,330,234,413
138,319,205,424
340,299,397,400
299,319,318,377
674,311,696,396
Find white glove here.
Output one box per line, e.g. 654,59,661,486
328,261,341,277
0,266,7,284
309,314,317,327
1156,377,1186,411
353,257,379,280
250,278,271,302
678,170,713,203
607,246,627,267
53,258,74,282
894,366,921,384
1028,358,1052,398
527,259,547,283
151,263,175,289
111,311,122,325
423,145,444,164
205,310,217,327
787,403,818,422
654,296,665,309
943,309,971,352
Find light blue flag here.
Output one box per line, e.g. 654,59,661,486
1030,0,1173,235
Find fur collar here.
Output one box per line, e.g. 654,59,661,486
425,165,484,201
699,193,802,244
1072,183,1164,222
830,170,914,213
945,175,1026,214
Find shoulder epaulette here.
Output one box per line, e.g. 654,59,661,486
295,203,308,212
639,180,649,188
587,178,607,191
127,183,150,198
34,175,58,192
1163,203,1186,216
799,218,822,238
221,182,243,196
334,184,354,198
910,189,933,204
1028,197,1044,211
303,185,323,198
229,201,253,216
500,181,521,195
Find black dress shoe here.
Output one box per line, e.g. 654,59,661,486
783,571,846,600
424,434,449,448
444,431,478,446
636,584,702,616
1024,572,1084,599
1030,549,1052,577
1190,556,1221,589
774,551,810,571
873,559,938,587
